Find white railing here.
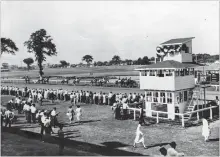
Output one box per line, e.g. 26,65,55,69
128,105,218,127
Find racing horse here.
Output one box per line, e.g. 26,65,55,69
61,77,70,85
24,75,31,84
91,77,109,86
34,76,50,84
72,77,81,86
115,77,137,88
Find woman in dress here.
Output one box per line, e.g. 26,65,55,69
133,123,147,148
66,106,74,124
202,118,210,142
75,105,82,124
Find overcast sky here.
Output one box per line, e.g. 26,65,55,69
1,1,219,66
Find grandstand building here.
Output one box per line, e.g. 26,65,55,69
136,37,201,120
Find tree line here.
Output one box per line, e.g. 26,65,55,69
1,28,219,77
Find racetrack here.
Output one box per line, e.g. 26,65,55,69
1,65,142,79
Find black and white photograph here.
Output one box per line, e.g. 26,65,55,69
0,0,219,156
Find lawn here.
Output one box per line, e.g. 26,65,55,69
1,94,219,156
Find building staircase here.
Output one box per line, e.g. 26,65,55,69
183,86,203,121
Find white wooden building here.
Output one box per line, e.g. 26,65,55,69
136,37,200,120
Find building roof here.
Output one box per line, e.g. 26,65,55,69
161,37,195,45
135,60,201,70
194,63,220,71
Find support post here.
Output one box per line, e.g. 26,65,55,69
134,109,136,120
156,112,159,123
197,111,199,120
182,114,185,127
210,108,213,120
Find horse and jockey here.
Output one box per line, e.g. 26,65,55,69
115,77,137,88
34,75,51,84
72,77,81,86
24,75,31,84
90,77,109,86
61,77,70,85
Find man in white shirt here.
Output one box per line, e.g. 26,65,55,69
133,93,137,102
4,109,14,127
38,92,43,106
108,92,113,106
51,107,59,128
86,91,90,104
16,97,22,114
70,93,74,105
122,96,129,120
31,104,37,123
40,112,47,140
23,102,29,120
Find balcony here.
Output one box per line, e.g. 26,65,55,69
140,75,195,91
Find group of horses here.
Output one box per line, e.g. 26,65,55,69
21,75,138,88
115,78,138,88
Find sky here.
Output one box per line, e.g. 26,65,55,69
1,1,219,66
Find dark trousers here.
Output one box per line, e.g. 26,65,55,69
123,109,127,120
24,111,28,120
5,118,11,127
51,116,57,128
1,116,4,127
40,123,45,139
27,111,31,123
31,113,36,123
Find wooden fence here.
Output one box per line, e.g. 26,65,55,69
128,105,218,127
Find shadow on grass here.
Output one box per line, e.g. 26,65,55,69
2,127,144,156
101,141,129,149
146,142,171,149
209,138,219,142
81,120,101,124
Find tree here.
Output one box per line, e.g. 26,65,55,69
142,56,150,65
137,57,142,65
103,61,109,66
150,57,155,61
97,61,103,66
125,59,133,65
111,55,121,65
1,38,19,55
23,58,34,71
60,60,69,67
82,55,93,66
24,29,57,78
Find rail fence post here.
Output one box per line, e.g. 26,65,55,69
182,114,185,127
197,111,199,120
156,112,159,123
134,109,136,120
210,108,213,120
